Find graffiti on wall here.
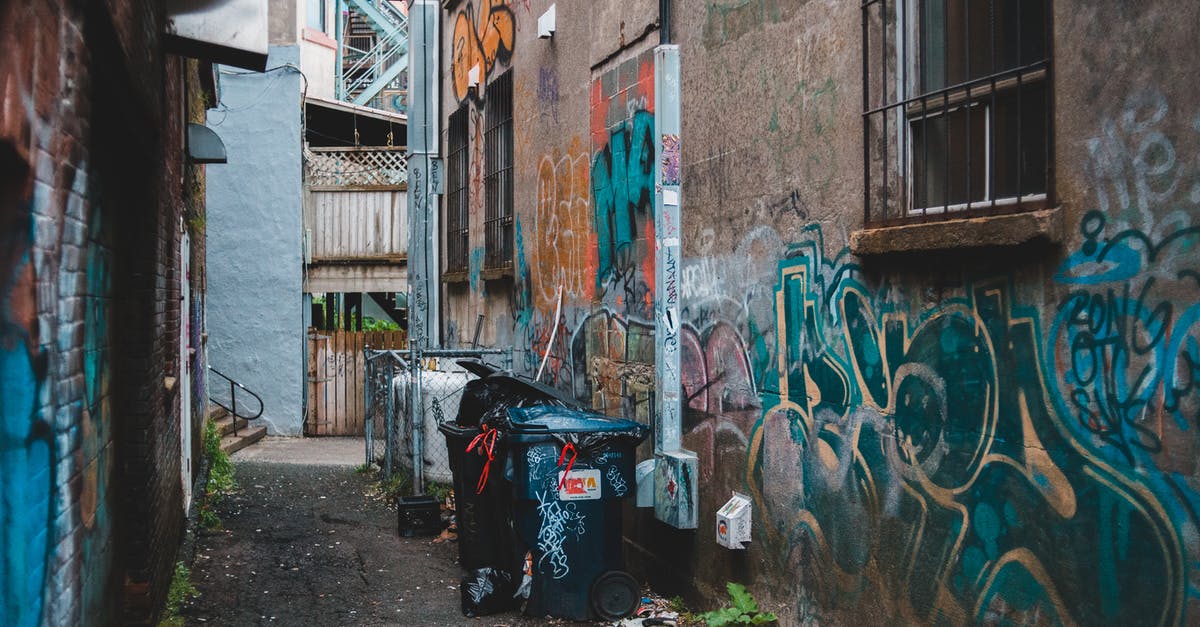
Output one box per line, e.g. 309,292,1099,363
590,52,656,319
451,0,515,102
1050,88,1200,467
0,146,51,627
533,142,595,314
744,224,1192,625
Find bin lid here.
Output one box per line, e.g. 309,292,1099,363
487,375,580,408
505,405,648,436
456,359,502,379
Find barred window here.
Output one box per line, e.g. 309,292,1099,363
484,72,513,270
445,106,469,274
863,0,1053,226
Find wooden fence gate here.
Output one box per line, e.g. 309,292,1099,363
306,329,406,436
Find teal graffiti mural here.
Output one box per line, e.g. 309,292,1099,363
746,224,1193,625
590,51,656,318
0,146,51,627
1051,210,1200,464
591,109,655,315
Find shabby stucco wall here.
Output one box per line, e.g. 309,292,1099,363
206,45,306,437
438,0,1200,624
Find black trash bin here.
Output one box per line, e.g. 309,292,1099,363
438,421,512,570
504,405,649,622
441,366,581,572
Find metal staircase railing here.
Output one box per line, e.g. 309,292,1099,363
208,366,264,437
337,0,409,108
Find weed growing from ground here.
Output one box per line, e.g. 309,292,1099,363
698,582,777,626
159,561,199,626
198,419,237,529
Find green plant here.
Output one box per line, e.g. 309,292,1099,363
198,419,237,529
159,561,199,626
354,462,374,474
362,316,401,331
426,481,453,502
698,583,777,626
377,470,412,500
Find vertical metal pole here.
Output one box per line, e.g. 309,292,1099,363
231,381,238,437
653,44,697,529
364,348,371,467
653,45,682,455
384,358,394,477
407,0,441,351
335,0,344,100
410,349,424,494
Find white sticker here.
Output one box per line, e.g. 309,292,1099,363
557,469,602,500
663,189,679,205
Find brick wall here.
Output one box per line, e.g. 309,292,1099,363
0,0,209,624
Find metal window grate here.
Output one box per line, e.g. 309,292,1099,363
445,107,469,273
862,0,1054,227
483,72,513,270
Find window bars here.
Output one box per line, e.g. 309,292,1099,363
483,72,514,270
446,106,470,274
862,0,1054,226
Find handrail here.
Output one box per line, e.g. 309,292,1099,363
208,366,265,437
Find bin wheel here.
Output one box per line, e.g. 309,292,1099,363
590,570,640,620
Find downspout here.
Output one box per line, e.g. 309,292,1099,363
651,0,697,529
660,0,671,45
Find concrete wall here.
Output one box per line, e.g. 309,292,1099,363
207,45,306,437
0,0,210,623
438,0,1200,624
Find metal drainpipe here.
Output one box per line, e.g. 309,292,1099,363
651,0,697,529
660,0,671,45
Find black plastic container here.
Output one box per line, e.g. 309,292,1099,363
438,421,514,570
397,495,441,537
504,405,648,621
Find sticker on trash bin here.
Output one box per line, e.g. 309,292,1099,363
557,469,602,500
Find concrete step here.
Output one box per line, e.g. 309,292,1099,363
220,425,267,456
207,404,229,422
213,414,249,437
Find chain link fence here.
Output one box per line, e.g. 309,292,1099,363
364,347,513,494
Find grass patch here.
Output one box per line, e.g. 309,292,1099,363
158,561,199,626
198,418,237,529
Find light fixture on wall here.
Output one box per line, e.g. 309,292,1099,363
537,4,555,39
186,123,227,164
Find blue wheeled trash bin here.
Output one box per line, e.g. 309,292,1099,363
504,405,649,622
440,366,578,573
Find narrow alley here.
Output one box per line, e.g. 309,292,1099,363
182,438,561,626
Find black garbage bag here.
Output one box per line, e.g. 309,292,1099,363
460,567,519,617
454,366,579,427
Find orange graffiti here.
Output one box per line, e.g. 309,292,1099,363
533,142,595,313
451,0,515,102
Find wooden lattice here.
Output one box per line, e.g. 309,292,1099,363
305,146,408,187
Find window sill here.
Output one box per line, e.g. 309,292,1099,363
850,206,1063,256
302,28,337,50
442,270,469,284
480,266,513,281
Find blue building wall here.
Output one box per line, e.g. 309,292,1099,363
206,46,305,436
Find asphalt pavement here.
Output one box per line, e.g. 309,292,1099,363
181,437,593,626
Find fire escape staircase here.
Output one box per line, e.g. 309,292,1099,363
337,0,408,110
